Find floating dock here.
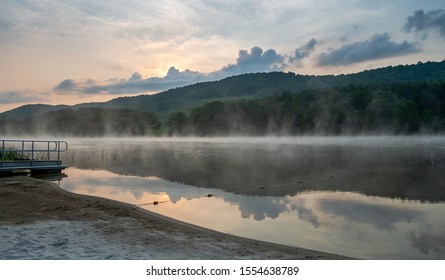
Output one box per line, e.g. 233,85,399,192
1,139,68,175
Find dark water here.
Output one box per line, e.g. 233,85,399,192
58,136,445,259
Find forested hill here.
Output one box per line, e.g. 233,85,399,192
97,60,445,114
1,60,444,121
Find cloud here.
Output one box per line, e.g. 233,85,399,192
289,38,318,65
0,91,44,104
53,46,288,95
54,79,78,92
164,66,206,81
316,33,420,66
220,46,286,76
128,72,143,82
0,17,13,31
404,9,445,37
52,67,208,95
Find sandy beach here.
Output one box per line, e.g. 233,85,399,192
0,176,348,259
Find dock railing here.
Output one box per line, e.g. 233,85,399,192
0,139,68,172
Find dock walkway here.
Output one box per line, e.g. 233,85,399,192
1,139,68,175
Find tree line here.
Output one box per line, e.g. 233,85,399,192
167,81,445,136
0,108,161,137
1,80,444,137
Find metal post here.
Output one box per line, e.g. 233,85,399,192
31,141,34,166
21,141,25,158
1,140,4,167
57,141,60,164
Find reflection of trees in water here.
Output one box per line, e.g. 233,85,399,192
63,142,445,202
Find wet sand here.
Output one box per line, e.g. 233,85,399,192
0,176,349,259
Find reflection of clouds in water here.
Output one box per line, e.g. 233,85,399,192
223,195,287,221
64,169,321,225
66,169,431,234
141,176,321,226
65,170,424,232
64,177,151,200
319,199,423,231
409,230,445,257
63,171,221,203
290,202,320,228
221,194,320,228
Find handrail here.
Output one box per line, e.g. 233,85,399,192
1,139,68,167
0,140,68,153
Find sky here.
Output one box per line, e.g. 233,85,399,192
0,0,444,113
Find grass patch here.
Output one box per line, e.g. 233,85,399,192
0,147,30,160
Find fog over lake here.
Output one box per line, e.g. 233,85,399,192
57,136,445,259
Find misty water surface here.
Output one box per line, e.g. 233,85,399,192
57,136,445,259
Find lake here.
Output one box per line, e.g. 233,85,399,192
56,136,445,259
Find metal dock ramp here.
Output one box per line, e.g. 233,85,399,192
1,139,68,175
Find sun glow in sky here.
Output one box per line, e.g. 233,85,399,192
0,0,444,112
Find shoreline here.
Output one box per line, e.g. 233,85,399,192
0,176,350,259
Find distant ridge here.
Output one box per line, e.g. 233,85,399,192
2,60,444,120
0,104,70,121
